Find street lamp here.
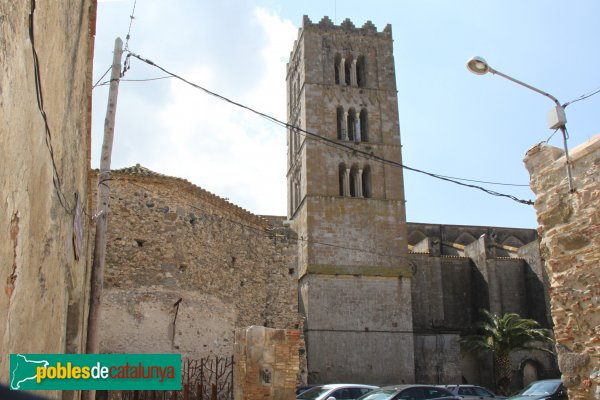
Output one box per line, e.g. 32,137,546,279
466,56,574,192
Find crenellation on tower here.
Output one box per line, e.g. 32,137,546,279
317,16,333,27
300,14,391,37
340,18,356,30
361,20,377,33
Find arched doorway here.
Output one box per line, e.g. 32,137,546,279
522,360,539,387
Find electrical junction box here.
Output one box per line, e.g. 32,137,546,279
547,105,567,129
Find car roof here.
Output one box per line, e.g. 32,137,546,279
320,384,379,389
525,379,562,385
440,385,488,388
379,384,451,391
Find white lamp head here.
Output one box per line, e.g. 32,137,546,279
466,56,490,75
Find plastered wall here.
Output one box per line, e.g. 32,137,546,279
0,1,95,394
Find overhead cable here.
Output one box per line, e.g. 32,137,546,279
563,85,600,108
94,75,173,87
127,52,534,206
93,65,112,89
124,0,138,51
122,178,414,261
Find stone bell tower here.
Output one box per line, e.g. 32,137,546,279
286,16,414,384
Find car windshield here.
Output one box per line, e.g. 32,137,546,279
297,386,331,400
520,381,560,396
357,389,398,400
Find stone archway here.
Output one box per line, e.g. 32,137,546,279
521,359,540,387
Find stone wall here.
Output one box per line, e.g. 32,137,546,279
300,275,414,384
410,254,474,332
0,0,95,392
234,326,301,400
525,134,600,399
408,223,552,331
97,166,301,360
413,334,461,385
407,223,558,391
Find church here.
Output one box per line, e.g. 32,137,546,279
97,15,558,393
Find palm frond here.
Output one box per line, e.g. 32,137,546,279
460,310,554,356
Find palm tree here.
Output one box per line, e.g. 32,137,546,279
459,310,554,396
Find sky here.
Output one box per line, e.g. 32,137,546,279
92,0,600,228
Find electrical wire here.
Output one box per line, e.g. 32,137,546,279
95,76,173,87
29,0,72,214
544,128,559,144
119,178,415,262
93,0,138,90
127,52,534,206
429,174,529,187
93,65,112,89
563,86,600,108
122,76,173,82
124,0,138,51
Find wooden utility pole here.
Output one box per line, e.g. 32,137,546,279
84,37,123,400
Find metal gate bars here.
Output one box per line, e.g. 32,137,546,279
120,356,234,400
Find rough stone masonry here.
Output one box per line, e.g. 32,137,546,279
525,133,600,400
96,166,303,363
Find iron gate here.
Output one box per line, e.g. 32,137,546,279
120,356,234,400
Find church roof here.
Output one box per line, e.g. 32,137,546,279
113,163,167,177
101,164,272,228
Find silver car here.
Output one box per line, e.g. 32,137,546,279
356,385,460,400
297,383,378,400
441,385,507,400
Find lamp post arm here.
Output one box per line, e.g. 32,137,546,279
488,67,561,107
471,59,575,192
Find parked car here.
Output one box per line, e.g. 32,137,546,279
440,384,507,399
507,379,567,400
356,385,460,400
297,383,378,400
297,385,317,396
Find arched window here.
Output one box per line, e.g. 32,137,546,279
294,179,301,209
347,108,356,141
349,164,363,197
288,129,294,164
336,107,345,140
344,55,352,86
292,81,297,103
288,79,293,114
295,120,301,153
357,56,366,87
338,163,348,196
349,165,356,197
289,180,294,215
334,53,341,85
359,109,368,142
362,165,372,198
